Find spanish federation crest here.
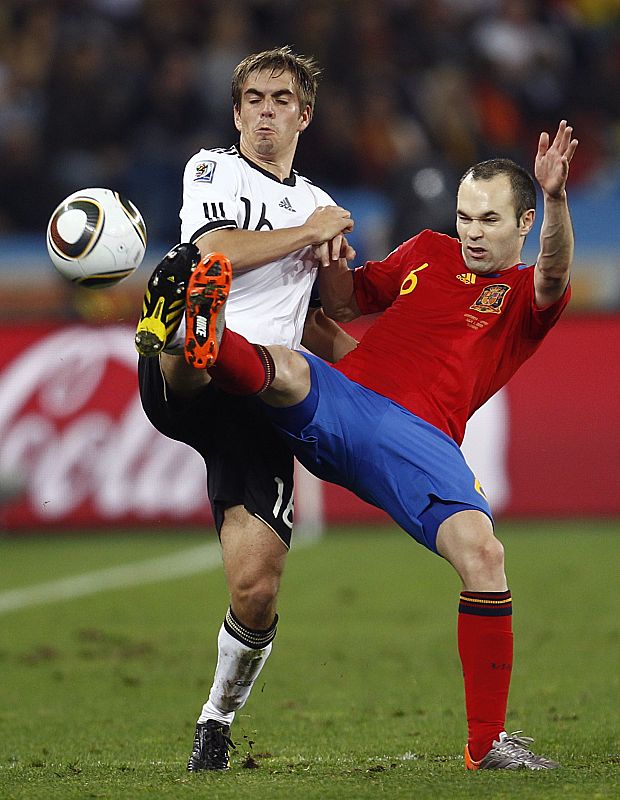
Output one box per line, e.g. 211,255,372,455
470,284,511,314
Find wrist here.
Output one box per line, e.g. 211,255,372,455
543,189,568,203
300,219,320,246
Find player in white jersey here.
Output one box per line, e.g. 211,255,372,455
135,47,356,771
180,144,337,349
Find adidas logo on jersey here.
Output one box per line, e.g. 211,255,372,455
279,197,296,212
457,272,477,284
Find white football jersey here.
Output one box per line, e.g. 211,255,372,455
180,145,335,349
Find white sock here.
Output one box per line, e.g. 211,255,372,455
198,624,273,726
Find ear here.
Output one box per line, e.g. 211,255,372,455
298,105,311,133
520,208,535,236
233,106,242,133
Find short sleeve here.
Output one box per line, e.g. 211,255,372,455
180,151,240,243
352,232,428,314
527,282,572,339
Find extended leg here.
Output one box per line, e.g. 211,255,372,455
183,252,311,406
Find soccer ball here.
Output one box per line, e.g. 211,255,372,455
47,188,147,288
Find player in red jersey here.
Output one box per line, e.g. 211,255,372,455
180,121,577,769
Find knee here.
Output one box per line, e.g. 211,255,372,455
437,511,506,588
457,533,506,588
466,534,505,575
229,571,280,629
270,346,299,383
268,347,310,404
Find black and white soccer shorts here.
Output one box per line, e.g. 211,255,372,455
138,355,295,547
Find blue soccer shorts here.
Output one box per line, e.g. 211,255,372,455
261,353,493,553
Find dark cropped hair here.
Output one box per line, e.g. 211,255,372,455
232,46,321,119
459,159,537,224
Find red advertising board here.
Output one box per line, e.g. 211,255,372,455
0,323,212,529
505,314,620,515
0,317,618,530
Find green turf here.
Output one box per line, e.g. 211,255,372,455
0,521,618,799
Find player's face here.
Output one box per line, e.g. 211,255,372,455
234,69,310,162
456,174,534,274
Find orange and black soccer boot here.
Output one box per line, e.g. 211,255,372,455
184,252,233,369
134,243,200,356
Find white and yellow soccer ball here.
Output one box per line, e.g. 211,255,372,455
46,188,147,288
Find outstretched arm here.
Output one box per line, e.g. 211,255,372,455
195,205,354,274
534,120,579,308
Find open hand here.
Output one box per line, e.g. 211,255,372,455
535,120,578,199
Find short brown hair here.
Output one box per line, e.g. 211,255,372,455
232,46,320,119
459,159,536,224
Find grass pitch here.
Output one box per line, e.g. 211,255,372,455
0,521,618,799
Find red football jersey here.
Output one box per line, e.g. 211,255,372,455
334,229,570,444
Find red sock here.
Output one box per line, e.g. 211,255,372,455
458,590,513,762
208,328,274,395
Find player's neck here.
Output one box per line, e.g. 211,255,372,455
238,140,295,183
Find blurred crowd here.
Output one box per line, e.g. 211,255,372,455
1,0,620,248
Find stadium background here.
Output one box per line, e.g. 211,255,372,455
1,0,619,531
